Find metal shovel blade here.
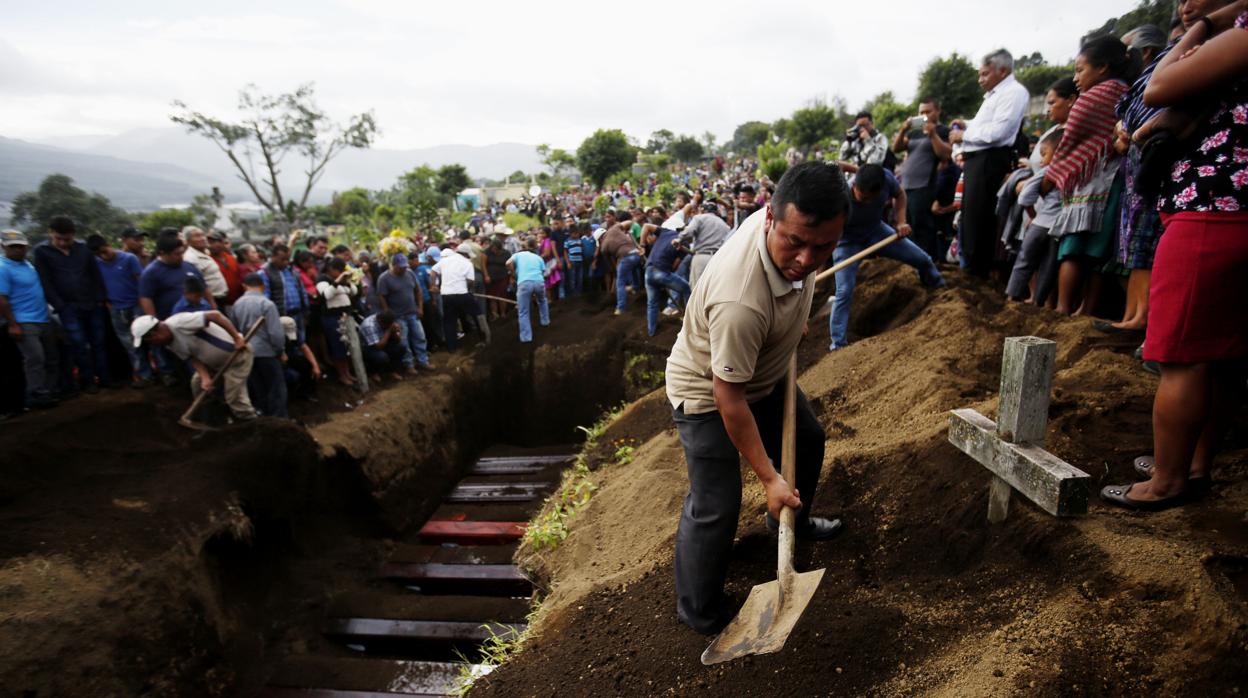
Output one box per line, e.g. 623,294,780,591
700,567,826,665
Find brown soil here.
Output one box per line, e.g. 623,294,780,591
475,260,1248,698
0,289,673,697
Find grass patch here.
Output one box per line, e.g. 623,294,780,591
522,404,626,552
450,604,542,696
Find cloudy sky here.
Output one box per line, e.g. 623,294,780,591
2,0,1141,150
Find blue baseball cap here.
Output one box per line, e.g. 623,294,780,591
392,253,409,268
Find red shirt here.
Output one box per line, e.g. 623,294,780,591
213,251,244,303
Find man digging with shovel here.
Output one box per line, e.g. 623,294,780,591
665,161,849,639
132,310,257,422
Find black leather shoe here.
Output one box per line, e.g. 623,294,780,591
765,515,845,541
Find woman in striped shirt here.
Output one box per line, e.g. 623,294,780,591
1042,36,1140,315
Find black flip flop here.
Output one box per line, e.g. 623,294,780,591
1133,455,1213,496
1100,483,1187,511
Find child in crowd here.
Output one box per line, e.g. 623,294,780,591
171,276,212,314
1006,129,1065,304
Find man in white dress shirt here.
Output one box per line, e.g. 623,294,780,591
949,49,1030,278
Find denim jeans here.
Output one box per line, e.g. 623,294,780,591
60,304,110,387
15,322,59,397
828,222,944,349
516,280,549,343
247,355,288,418
109,306,153,379
396,313,429,367
645,266,692,336
565,261,583,296
615,253,645,311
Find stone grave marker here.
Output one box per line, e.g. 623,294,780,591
948,336,1090,522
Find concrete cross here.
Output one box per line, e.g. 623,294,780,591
948,336,1090,522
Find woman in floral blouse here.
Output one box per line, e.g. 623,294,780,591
1102,1,1248,510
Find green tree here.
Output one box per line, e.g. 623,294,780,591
761,158,788,182
645,129,675,154
788,101,841,152
575,129,636,188
667,134,705,163
915,53,982,121
731,121,772,153
1086,0,1173,40
389,165,441,210
138,207,195,233
701,130,718,155
771,118,792,141
10,174,132,237
1016,61,1075,97
861,91,914,138
171,83,377,224
536,144,576,179
437,164,474,204
506,169,526,182
329,187,374,220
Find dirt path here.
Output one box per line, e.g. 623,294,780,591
475,261,1248,697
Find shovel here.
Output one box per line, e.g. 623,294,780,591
701,353,826,665
178,316,265,430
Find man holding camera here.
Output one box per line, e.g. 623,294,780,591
837,111,889,174
893,98,953,260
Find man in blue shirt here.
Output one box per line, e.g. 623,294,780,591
140,235,209,319
89,234,152,386
643,219,691,337
506,240,549,343
0,230,59,407
828,164,944,351
32,216,112,392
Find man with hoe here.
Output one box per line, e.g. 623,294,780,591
665,161,850,634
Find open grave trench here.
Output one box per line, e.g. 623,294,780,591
186,324,659,697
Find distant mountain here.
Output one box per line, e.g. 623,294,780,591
33,127,547,194
0,136,247,211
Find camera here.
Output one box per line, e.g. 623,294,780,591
845,126,862,140
909,116,928,131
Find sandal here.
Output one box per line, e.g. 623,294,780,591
1133,455,1213,496
1100,482,1187,511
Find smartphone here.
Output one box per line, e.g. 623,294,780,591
909,116,927,131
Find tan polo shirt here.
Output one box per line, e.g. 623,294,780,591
665,208,814,415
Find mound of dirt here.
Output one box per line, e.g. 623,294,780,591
475,260,1248,697
0,387,327,697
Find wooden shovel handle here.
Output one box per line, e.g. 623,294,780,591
813,232,901,284
777,352,799,592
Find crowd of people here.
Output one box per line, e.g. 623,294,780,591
0,0,1243,514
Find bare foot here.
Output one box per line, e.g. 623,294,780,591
1127,477,1186,502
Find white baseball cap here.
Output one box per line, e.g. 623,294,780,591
130,315,161,347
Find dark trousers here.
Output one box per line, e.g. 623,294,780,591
61,305,111,387
364,342,405,373
1006,224,1059,302
247,355,288,418
0,331,26,415
441,293,478,351
672,381,826,633
960,147,1015,277
905,186,939,261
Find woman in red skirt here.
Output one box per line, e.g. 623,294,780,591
1102,4,1248,510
